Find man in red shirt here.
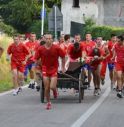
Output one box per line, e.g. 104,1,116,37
81,33,96,88
107,34,117,89
25,33,39,89
112,35,124,98
90,37,107,96
7,34,29,95
68,34,84,61
35,33,65,110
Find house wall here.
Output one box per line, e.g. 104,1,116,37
61,0,103,34
104,0,124,26
61,0,124,34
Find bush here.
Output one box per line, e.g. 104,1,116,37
82,17,124,40
0,35,13,92
83,25,124,40
0,22,16,36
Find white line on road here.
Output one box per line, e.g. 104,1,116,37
71,86,111,127
0,85,28,97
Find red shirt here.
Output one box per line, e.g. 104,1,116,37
114,43,124,64
7,42,29,64
25,41,39,64
107,41,116,62
81,41,96,56
35,44,65,73
90,46,104,65
68,43,84,60
59,42,71,55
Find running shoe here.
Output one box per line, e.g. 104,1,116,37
45,102,52,110
117,91,123,98
97,89,101,95
28,83,32,88
13,89,18,96
18,87,22,92
94,88,98,96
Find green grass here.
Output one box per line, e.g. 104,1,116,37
0,34,13,93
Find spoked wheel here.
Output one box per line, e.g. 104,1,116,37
79,70,85,103
40,80,45,103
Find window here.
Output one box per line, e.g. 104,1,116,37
73,0,80,8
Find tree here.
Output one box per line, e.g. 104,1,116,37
0,0,61,33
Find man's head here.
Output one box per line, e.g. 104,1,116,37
73,42,80,52
96,37,103,47
44,33,53,45
111,34,117,43
74,34,81,43
85,33,92,42
13,34,20,44
117,35,124,44
64,34,70,42
19,34,25,42
30,32,36,42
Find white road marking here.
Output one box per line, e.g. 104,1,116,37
0,85,28,97
71,86,111,127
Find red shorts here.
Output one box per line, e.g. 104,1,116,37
11,62,25,73
115,63,124,72
42,66,57,77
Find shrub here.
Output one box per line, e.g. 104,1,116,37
0,22,16,36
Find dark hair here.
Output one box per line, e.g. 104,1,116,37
74,42,80,49
111,34,116,38
74,33,81,37
64,34,70,41
117,35,124,41
13,34,19,38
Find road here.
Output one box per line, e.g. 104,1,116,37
0,72,124,127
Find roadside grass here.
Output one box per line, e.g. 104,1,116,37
0,34,13,92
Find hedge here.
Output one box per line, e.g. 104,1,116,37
83,25,124,40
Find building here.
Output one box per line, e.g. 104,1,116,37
61,0,124,35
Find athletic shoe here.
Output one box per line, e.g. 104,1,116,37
13,89,18,96
53,89,58,99
117,91,123,98
28,83,32,88
113,85,116,90
31,83,35,89
45,102,52,110
94,88,98,96
36,85,40,92
18,87,22,92
97,89,101,95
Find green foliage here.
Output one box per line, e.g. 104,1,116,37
0,35,13,92
0,22,16,36
82,17,96,38
0,0,61,33
82,17,124,40
86,26,124,40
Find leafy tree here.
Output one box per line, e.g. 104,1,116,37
0,0,61,33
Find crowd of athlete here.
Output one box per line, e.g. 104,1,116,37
0,32,124,110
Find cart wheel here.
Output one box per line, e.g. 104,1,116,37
40,80,45,103
79,70,85,103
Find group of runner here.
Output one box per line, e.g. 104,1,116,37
1,32,124,110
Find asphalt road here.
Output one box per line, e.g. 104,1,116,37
0,72,124,127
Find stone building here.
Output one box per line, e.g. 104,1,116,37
61,0,124,34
